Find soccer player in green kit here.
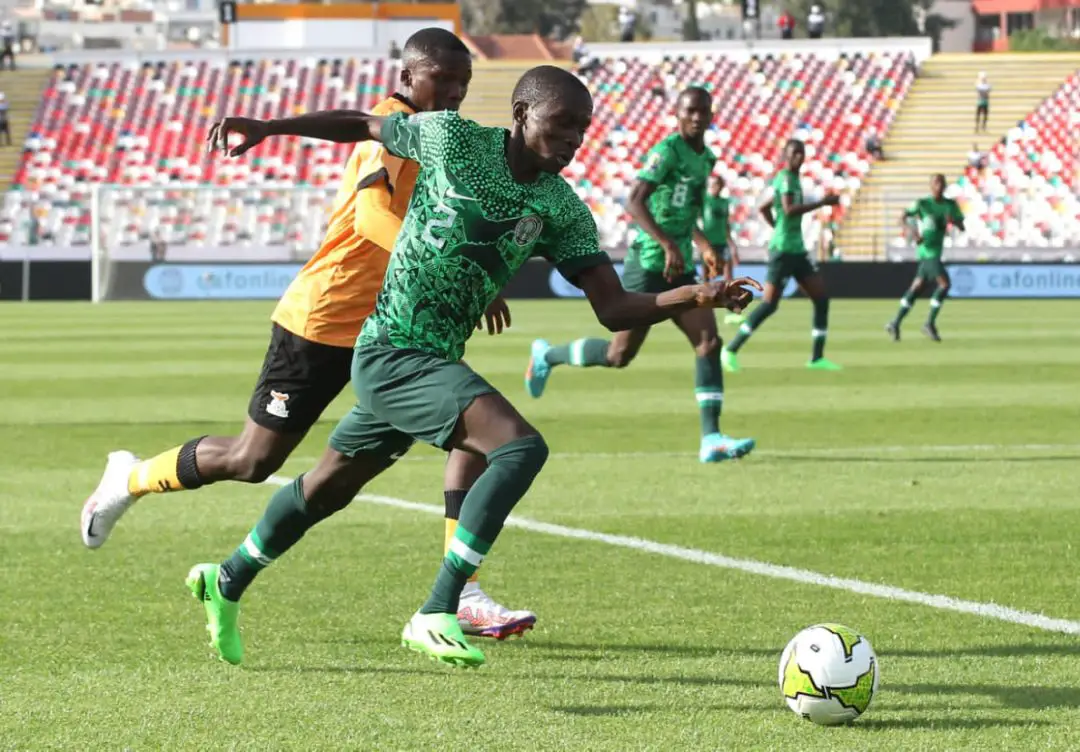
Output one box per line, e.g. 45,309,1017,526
185,67,761,668
721,139,842,372
702,173,745,326
886,174,965,342
526,87,756,464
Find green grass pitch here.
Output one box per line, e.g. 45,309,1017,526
3,299,1080,750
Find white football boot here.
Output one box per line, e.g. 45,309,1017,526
81,451,139,549
456,582,537,640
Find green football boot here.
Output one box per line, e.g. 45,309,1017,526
402,612,486,668
807,358,843,371
721,348,741,373
186,563,243,665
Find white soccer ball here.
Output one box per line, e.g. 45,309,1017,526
778,623,879,726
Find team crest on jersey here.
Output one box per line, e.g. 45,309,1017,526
266,391,290,419
513,216,543,246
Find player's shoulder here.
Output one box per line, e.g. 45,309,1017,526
371,94,416,117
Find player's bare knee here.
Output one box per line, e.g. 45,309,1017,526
695,336,720,359
226,446,284,483
606,344,636,368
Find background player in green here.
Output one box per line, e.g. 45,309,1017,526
526,87,755,464
185,67,761,669
886,173,965,342
721,139,841,372
701,173,745,325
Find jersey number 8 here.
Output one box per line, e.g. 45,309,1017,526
671,182,690,209
422,202,458,249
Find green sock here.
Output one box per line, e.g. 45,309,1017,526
727,300,776,353
218,475,335,601
695,353,724,436
544,338,610,367
420,435,548,614
927,288,947,325
892,292,915,327
811,298,829,362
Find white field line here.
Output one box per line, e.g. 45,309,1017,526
289,442,1080,466
265,474,1080,636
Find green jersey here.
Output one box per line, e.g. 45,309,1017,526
701,194,730,247
357,110,610,362
769,169,807,254
629,133,715,271
905,196,963,259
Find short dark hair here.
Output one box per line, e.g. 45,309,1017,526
785,138,806,152
402,27,470,67
678,86,712,105
511,65,592,111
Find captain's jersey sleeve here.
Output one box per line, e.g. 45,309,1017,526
536,195,611,284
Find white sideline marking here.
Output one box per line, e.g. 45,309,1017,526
290,442,1080,466
265,474,1080,636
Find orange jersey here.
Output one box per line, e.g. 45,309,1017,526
272,95,418,348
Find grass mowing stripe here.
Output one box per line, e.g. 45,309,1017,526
289,441,1080,465
264,474,1080,636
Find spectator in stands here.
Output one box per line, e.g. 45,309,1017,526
777,9,796,40
807,5,825,39
968,143,986,174
975,72,990,132
388,40,402,60
865,131,883,160
0,93,10,147
0,22,15,71
150,228,167,262
619,6,637,42
572,36,602,78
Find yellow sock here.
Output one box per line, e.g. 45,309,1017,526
444,517,479,583
127,446,184,497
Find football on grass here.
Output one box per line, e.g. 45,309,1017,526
779,623,879,726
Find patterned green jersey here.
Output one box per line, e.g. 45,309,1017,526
769,169,807,254
701,194,730,247
628,133,715,272
906,196,964,259
357,110,610,361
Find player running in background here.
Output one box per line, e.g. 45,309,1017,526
183,67,760,668
886,174,965,342
701,173,745,326
721,139,842,372
526,88,755,464
79,28,536,640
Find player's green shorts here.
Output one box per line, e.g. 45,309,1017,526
766,252,817,287
916,258,947,281
622,258,697,293
329,344,497,460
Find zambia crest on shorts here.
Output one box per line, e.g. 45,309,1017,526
513,215,543,247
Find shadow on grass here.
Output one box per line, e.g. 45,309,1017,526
857,717,1051,731
774,454,1080,464
551,704,659,717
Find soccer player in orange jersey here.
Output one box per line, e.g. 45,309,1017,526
80,28,536,640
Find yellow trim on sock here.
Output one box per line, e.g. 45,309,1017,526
127,446,184,497
444,517,479,583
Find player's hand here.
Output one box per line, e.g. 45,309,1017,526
822,193,841,207
700,246,721,282
478,296,511,335
207,117,270,158
913,232,923,245
695,277,762,314
662,240,685,280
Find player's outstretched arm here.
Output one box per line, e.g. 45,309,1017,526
208,112,390,157
576,263,760,332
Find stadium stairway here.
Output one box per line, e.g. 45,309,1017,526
459,60,569,129
0,68,49,193
836,53,1080,258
